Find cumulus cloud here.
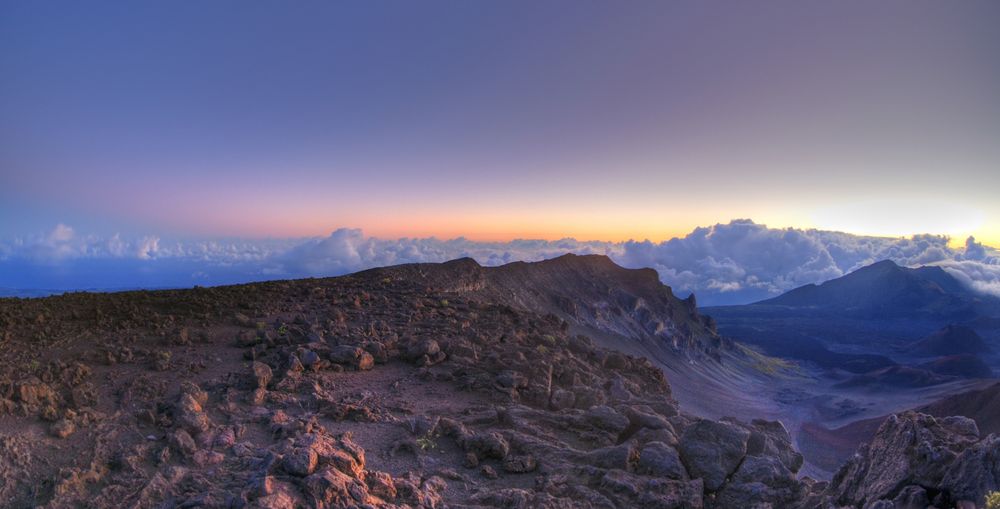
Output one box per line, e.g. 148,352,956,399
1,221,998,304
615,221,1000,304
280,229,620,275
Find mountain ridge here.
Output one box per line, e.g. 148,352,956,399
754,259,983,319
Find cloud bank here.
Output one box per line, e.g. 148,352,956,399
616,220,1000,304
2,220,998,305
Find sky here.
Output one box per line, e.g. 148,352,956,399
2,2,999,301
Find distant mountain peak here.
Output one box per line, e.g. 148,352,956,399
867,259,901,269
753,259,982,319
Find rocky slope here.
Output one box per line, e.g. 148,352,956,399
800,381,1000,475
0,256,997,508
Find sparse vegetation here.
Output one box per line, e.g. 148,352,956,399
416,432,438,451
740,344,800,376
987,491,1000,509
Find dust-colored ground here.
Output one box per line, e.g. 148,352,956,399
0,257,738,508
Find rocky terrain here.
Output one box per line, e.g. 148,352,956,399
800,382,1000,476
0,255,998,508
707,259,1000,478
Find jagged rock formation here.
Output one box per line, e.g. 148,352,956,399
815,412,1000,509
364,254,726,360
0,255,996,508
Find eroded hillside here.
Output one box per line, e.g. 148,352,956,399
0,256,997,508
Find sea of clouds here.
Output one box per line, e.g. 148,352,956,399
2,219,998,305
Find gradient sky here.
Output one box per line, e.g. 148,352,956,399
2,1,999,244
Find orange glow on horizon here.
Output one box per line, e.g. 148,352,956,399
144,197,1000,249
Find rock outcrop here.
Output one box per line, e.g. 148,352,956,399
814,412,1000,509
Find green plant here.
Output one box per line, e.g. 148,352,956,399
277,324,289,336
738,344,799,376
986,491,1000,509
416,433,438,451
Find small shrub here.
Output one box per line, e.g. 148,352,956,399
986,491,1000,509
416,432,438,451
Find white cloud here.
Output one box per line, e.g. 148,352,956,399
135,236,160,260
616,221,1000,303
1,221,998,304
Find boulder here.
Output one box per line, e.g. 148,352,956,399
495,370,527,390
462,431,509,460
625,405,674,432
175,393,211,434
549,389,575,411
302,467,368,508
170,429,198,458
50,418,75,438
745,419,803,474
826,412,989,507
637,441,686,480
328,346,375,371
712,455,804,508
404,339,446,366
581,443,637,470
502,455,538,473
364,471,397,501
283,447,318,477
941,434,1000,503
299,350,321,369
584,405,629,435
891,485,930,509
677,419,750,492
252,362,273,389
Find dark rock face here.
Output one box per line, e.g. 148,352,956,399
677,419,750,492
714,455,803,508
941,434,1000,502
637,441,686,479
745,419,803,474
823,411,998,508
